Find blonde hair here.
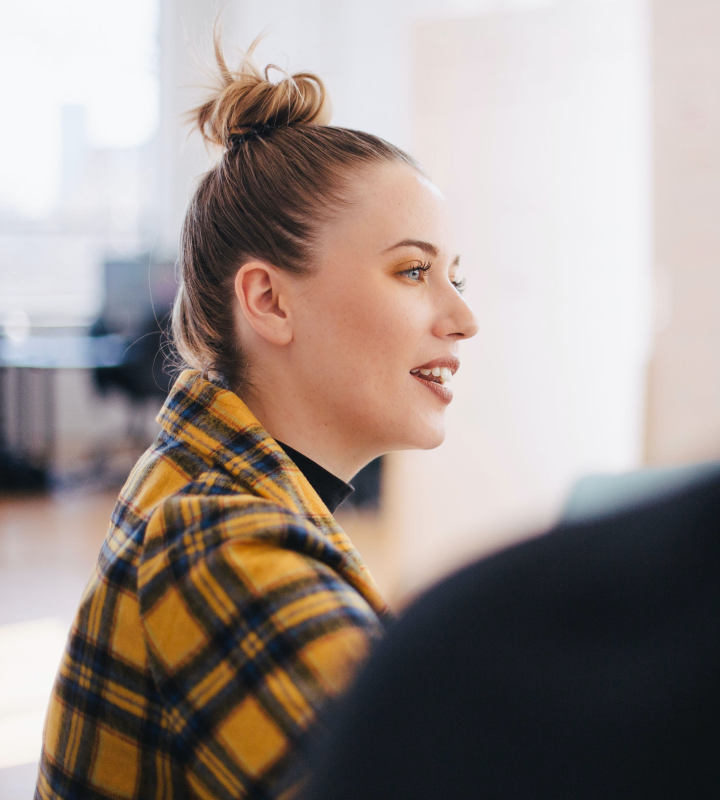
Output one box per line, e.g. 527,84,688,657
171,34,418,390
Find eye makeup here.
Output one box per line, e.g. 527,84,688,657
398,262,432,282
398,260,467,294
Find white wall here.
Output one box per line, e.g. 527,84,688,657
389,0,652,594
158,0,228,256
646,0,720,465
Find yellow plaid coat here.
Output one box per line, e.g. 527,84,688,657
36,370,388,800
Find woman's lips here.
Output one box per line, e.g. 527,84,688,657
411,372,453,404
412,356,460,376
409,355,458,405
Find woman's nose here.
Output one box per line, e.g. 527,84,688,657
435,286,479,341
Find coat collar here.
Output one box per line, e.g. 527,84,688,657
157,370,388,616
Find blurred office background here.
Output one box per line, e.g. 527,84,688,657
2,0,720,793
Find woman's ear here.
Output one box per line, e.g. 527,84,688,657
234,261,293,346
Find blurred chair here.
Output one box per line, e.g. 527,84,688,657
91,314,171,399
343,456,383,511
0,447,48,491
89,258,175,440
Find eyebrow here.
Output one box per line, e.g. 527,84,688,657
383,238,461,268
383,239,439,257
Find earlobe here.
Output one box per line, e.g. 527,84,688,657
234,261,293,346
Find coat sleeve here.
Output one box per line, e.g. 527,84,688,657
138,493,383,800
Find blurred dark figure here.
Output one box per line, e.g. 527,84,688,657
305,464,720,799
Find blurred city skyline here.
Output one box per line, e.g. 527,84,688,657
0,0,159,219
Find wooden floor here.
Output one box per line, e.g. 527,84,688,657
0,489,393,798
0,490,117,796
0,491,117,627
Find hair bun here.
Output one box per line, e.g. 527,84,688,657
193,33,332,148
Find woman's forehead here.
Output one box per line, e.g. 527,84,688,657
333,163,453,252
415,172,445,200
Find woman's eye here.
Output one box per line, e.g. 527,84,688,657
452,277,467,294
400,263,431,282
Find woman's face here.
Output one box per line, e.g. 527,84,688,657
285,160,479,460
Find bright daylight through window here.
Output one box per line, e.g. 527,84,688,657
0,0,159,769
0,0,159,332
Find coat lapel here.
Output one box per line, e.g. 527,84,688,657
158,370,388,616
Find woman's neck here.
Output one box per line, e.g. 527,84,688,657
239,386,373,483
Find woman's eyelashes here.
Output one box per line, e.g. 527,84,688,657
452,276,467,294
399,261,432,283
398,261,468,294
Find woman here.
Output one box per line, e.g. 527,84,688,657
37,37,478,800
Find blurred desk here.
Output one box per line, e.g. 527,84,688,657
0,335,126,471
0,335,126,369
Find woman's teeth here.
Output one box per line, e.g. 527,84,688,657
411,367,453,385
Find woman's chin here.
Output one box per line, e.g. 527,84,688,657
421,429,446,450
365,409,447,454
401,419,446,451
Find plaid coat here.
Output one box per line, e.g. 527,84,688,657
36,370,388,800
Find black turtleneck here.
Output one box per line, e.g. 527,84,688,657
276,441,354,514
